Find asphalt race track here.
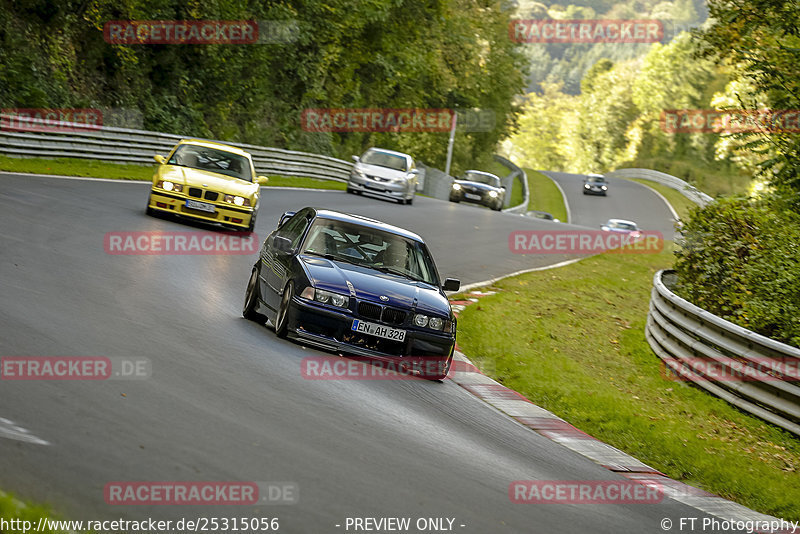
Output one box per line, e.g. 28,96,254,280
541,171,678,239
0,172,739,533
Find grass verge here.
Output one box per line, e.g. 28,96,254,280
0,490,69,533
453,244,800,521
628,156,751,197
0,155,347,190
524,168,568,222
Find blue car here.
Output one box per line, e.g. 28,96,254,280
243,207,461,380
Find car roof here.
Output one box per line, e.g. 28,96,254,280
463,170,501,180
312,208,424,242
607,218,637,225
364,147,412,160
178,139,252,158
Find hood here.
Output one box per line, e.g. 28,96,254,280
157,165,258,197
357,162,409,181
300,256,450,316
455,180,499,192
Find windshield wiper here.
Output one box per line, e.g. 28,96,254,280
374,265,419,281
303,251,362,266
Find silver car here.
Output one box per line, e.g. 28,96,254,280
346,147,419,205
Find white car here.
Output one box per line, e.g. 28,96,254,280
346,147,419,205
601,218,641,238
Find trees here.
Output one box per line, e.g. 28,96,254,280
0,0,526,168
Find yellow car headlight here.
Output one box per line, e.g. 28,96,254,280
156,180,183,192
224,195,251,207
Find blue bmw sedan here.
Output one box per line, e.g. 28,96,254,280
243,207,461,380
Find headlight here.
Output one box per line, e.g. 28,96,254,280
452,183,462,191
311,289,349,308
157,180,183,192
414,314,429,327
351,167,366,179
224,195,251,207
489,190,498,198
584,184,590,189
601,185,607,190
428,317,444,330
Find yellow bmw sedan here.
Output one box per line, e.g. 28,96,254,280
146,139,268,231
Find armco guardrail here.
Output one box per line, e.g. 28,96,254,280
646,270,800,436
606,168,712,207
0,114,352,182
493,154,529,214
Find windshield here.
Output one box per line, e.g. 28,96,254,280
168,144,253,181
609,221,637,231
462,172,501,187
588,177,606,183
301,219,438,285
360,150,408,171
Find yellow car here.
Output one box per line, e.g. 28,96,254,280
146,139,268,231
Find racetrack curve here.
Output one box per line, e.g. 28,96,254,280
0,172,740,533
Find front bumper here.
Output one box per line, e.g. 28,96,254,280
449,190,502,209
148,189,255,228
348,174,411,201
285,295,455,363
583,187,607,195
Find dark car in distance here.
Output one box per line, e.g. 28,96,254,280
243,207,461,380
449,170,506,211
583,174,608,196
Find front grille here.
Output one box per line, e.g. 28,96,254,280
382,308,406,325
188,187,202,198
204,191,219,201
358,302,382,321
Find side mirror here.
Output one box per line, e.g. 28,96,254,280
256,176,269,185
352,155,360,162
154,155,166,164
274,236,293,253
442,278,461,292
409,169,420,175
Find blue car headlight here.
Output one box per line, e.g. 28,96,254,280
304,288,349,308
414,314,447,331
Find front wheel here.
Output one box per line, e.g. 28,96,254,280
274,280,294,338
243,267,268,324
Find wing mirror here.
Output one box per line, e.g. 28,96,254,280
352,155,360,162
442,278,461,292
154,155,166,164
256,176,269,185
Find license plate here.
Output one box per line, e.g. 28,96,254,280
364,182,384,191
352,319,406,342
186,199,216,213
465,193,481,200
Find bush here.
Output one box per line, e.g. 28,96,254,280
674,194,800,348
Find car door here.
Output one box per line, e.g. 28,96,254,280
263,210,312,310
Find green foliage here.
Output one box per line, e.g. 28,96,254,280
698,0,800,207
0,0,526,169
674,195,800,347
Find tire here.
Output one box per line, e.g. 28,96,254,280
243,266,268,324
423,356,452,382
406,196,414,205
146,206,156,216
274,280,294,338
245,211,257,232
346,186,355,194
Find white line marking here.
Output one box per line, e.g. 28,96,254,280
541,171,571,224
0,417,49,445
455,258,583,293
